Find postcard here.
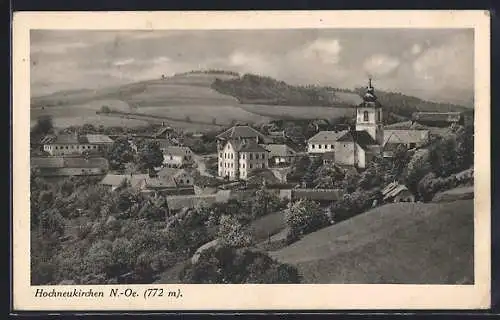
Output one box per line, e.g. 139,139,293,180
12,10,491,311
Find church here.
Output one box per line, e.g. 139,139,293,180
307,78,384,169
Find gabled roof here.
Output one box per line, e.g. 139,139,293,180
337,130,378,149
261,144,296,157
162,146,192,157
412,112,462,123
383,129,429,146
229,140,269,153
144,176,177,189
216,125,271,143
85,134,114,144
154,126,173,137
308,130,348,143
100,173,148,188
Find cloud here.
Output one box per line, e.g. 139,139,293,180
363,54,400,77
302,39,342,64
412,33,473,90
113,58,135,66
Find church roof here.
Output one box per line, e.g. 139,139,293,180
358,78,382,108
337,130,378,149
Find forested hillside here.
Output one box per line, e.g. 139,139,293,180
211,73,470,118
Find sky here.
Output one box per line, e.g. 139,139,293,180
30,29,474,106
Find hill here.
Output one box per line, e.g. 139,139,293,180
269,199,474,284
211,73,470,118
31,70,470,129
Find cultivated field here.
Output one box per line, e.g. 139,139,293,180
270,199,474,284
239,104,355,120
136,105,271,126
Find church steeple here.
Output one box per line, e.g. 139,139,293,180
356,77,384,145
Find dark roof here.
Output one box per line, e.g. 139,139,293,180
216,125,271,143
308,130,348,143
32,156,109,169
412,112,462,123
230,140,269,153
322,152,335,161
162,146,192,157
43,134,113,144
337,130,378,149
261,144,295,157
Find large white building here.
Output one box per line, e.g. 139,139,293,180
216,125,272,180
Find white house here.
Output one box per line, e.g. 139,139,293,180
307,130,348,154
162,146,194,168
262,144,297,166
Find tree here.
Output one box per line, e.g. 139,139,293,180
137,140,163,171
284,199,329,238
429,136,459,177
179,245,301,284
455,124,474,171
32,115,54,136
217,215,252,248
106,137,135,171
251,186,281,218
403,149,432,196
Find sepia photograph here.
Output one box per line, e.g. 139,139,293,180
13,11,490,311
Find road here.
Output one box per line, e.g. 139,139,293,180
192,153,217,178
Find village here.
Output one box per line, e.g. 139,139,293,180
29,79,475,285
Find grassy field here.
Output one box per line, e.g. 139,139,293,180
239,104,355,120
136,105,271,126
269,199,474,284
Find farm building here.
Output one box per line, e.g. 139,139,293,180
262,144,298,166
42,133,114,156
290,188,345,206
31,156,109,178
141,168,195,196
382,182,415,203
382,129,429,157
412,112,463,127
161,146,194,168
307,130,348,154
100,173,149,191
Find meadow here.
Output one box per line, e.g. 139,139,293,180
269,199,474,284
239,104,355,120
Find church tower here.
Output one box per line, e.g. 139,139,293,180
355,78,383,145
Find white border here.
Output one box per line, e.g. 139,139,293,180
13,10,491,311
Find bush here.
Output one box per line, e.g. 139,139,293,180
179,245,301,284
284,199,329,237
331,189,381,222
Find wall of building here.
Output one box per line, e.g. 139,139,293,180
218,142,238,180
307,141,336,153
44,143,101,156
355,144,366,169
334,141,356,166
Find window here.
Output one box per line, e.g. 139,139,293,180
230,153,233,159
242,154,245,159
331,144,334,149
250,164,253,169
312,144,315,149
66,146,69,149
324,144,327,149
231,163,233,168
363,111,369,122
220,152,222,158
377,109,381,122
249,154,253,160
318,145,322,149
243,164,245,169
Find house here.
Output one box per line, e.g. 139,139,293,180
161,146,194,168
218,139,270,181
142,168,195,196
42,133,114,156
154,126,174,139
262,144,297,166
382,182,415,203
383,129,429,149
31,156,109,178
307,130,348,154
334,129,381,169
100,173,149,191
412,111,463,127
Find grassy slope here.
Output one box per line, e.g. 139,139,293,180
270,200,474,284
